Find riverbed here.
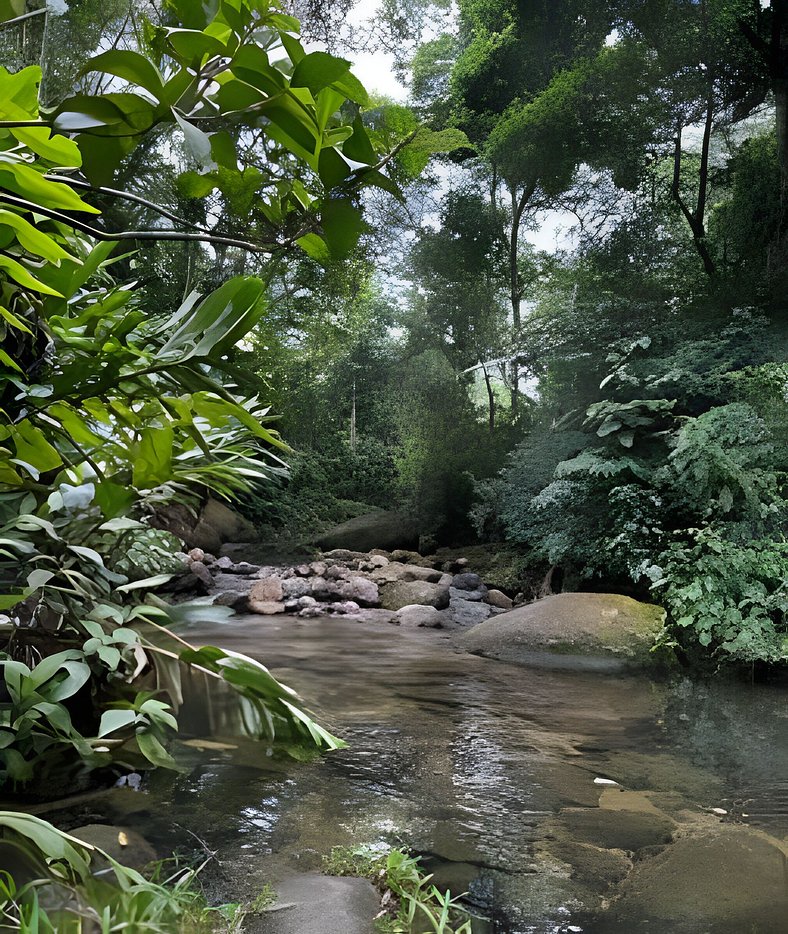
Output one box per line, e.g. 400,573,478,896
62,614,788,932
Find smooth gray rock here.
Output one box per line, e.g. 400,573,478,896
380,580,450,611
448,585,487,603
450,598,492,627
248,873,379,934
485,589,513,610
451,572,484,591
396,604,443,628
339,576,380,607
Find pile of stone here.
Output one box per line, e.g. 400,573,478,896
177,546,518,629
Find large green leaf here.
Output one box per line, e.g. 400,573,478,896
81,50,165,99
159,276,266,360
132,427,174,489
291,52,351,94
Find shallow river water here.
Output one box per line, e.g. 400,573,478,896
64,615,788,932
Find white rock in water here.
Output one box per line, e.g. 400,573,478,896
594,777,621,786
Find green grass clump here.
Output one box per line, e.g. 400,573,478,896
323,844,472,934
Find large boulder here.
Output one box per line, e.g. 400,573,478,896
151,497,257,553
311,510,418,553
460,593,669,670
599,824,788,931
380,580,450,611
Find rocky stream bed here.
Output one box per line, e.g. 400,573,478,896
28,542,788,933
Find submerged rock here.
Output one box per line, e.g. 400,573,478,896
460,593,669,670
599,824,788,931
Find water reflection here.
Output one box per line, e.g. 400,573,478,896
64,615,788,932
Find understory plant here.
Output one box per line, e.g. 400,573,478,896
478,320,788,664
0,811,266,932
323,844,473,934
0,0,405,786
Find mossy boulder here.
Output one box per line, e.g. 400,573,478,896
459,592,670,671
310,510,418,553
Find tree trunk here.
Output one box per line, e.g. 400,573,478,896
508,180,536,416
481,360,495,433
671,119,716,276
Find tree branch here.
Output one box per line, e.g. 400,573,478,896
0,191,278,254
44,174,209,232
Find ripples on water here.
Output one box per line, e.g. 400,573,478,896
53,615,788,932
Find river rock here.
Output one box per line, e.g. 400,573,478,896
224,561,260,575
326,565,350,580
371,561,410,584
599,824,788,930
245,872,379,934
187,547,205,563
310,561,327,577
450,597,492,627
214,555,234,571
322,549,369,562
295,564,312,576
403,565,443,583
312,510,419,553
250,601,286,615
459,593,669,670
449,584,487,602
281,577,312,599
390,549,423,564
452,572,484,591
485,589,513,610
396,605,443,628
310,577,341,600
186,561,213,592
249,577,283,604
380,580,450,611
339,576,380,606
213,591,249,612
331,601,361,615
369,554,389,567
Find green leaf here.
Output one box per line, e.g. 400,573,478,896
0,211,73,263
136,731,183,770
11,421,62,472
164,28,226,63
0,161,100,214
0,254,64,295
132,427,174,489
321,197,365,259
82,49,165,98
115,574,175,592
173,110,216,168
11,127,82,166
291,52,351,95
159,276,266,360
98,709,137,737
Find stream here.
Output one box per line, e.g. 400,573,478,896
52,614,788,932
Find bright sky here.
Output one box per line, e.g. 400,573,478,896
345,0,407,100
